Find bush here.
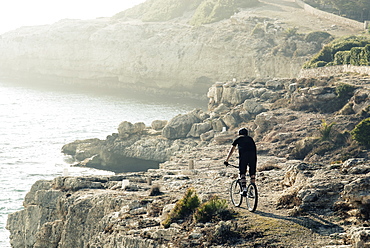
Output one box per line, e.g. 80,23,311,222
319,119,336,141
194,196,234,223
334,51,351,65
284,27,298,39
162,188,200,228
313,61,328,67
335,83,355,99
360,44,370,66
303,36,370,68
304,31,332,43
350,47,363,66
351,118,370,148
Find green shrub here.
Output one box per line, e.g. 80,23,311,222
334,51,351,65
162,188,200,228
303,36,370,68
303,45,332,68
319,119,336,141
351,118,370,148
304,31,332,43
335,82,355,99
284,27,298,39
359,44,370,66
194,196,234,223
313,61,327,67
350,47,363,66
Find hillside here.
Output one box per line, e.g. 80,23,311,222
0,0,362,97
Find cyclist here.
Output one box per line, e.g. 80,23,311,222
224,127,257,193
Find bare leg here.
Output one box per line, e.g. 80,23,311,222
240,174,246,189
250,175,256,184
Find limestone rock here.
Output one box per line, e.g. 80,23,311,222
187,122,212,138
243,99,265,115
118,121,146,138
162,111,201,139
348,227,370,248
151,120,168,131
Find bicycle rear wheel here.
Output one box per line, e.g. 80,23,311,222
246,183,258,212
230,179,243,207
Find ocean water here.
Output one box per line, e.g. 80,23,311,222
0,80,205,247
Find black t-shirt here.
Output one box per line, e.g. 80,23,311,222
232,135,257,156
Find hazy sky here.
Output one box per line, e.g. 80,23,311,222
0,0,146,34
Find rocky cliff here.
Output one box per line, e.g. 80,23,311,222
61,74,370,172
0,0,359,96
7,73,370,247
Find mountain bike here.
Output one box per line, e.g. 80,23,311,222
225,162,258,212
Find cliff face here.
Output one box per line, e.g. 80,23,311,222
0,0,354,95
6,147,370,247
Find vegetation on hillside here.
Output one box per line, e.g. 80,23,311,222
303,35,370,68
304,0,370,22
189,0,259,26
162,188,234,229
351,117,370,148
113,0,259,25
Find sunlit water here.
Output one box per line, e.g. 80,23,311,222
0,80,205,247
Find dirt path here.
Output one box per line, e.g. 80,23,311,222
239,0,361,37
174,147,345,247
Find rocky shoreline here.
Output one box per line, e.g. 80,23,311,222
7,74,370,247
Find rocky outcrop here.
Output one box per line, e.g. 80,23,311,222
61,74,370,172
7,152,370,247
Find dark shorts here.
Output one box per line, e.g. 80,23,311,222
239,155,257,177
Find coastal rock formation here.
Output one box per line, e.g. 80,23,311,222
6,153,370,247
6,69,370,246
61,74,370,173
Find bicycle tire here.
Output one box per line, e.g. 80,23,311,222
246,183,258,212
230,179,243,207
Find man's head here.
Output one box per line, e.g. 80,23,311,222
238,128,248,136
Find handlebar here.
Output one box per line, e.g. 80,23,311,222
224,162,238,168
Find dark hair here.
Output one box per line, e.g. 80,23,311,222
238,128,248,136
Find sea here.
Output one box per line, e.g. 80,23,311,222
0,79,205,247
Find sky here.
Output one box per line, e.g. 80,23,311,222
0,0,147,34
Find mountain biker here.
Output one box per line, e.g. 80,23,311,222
224,127,257,192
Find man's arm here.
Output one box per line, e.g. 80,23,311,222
225,145,236,163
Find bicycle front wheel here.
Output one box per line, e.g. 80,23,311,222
230,180,243,207
246,183,258,212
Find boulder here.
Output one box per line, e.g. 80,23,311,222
118,121,146,138
222,111,240,129
348,227,370,248
243,99,265,115
211,118,226,132
162,111,201,139
340,176,370,220
266,80,284,90
187,122,212,138
151,120,168,131
200,130,215,141
207,82,224,110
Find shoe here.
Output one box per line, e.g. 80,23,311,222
248,189,255,198
240,188,247,196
